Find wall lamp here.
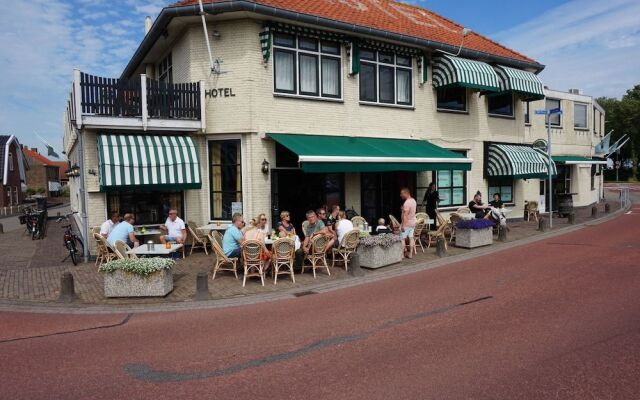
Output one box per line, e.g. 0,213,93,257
65,164,81,178
261,159,270,175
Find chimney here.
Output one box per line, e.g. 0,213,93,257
568,88,582,95
145,16,152,34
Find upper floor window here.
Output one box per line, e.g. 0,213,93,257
158,53,173,83
359,49,412,106
8,152,13,171
273,33,341,99
488,93,513,117
593,108,599,134
574,103,588,129
524,101,530,124
437,86,466,111
545,98,561,126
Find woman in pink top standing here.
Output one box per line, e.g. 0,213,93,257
400,188,417,259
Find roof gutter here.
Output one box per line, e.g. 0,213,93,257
120,1,545,79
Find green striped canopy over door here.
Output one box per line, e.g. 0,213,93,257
432,55,500,92
494,65,545,100
97,134,201,191
487,143,557,179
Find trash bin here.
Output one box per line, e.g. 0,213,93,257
36,197,48,211
556,193,574,218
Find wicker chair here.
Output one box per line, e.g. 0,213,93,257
456,207,472,214
526,201,539,222
415,212,429,224
388,214,401,234
94,233,115,267
209,230,223,250
90,226,101,236
113,239,137,260
302,235,330,278
409,219,427,254
427,221,449,251
448,213,462,243
209,233,238,281
241,239,266,287
350,216,366,229
187,221,209,256
331,229,360,271
272,238,296,284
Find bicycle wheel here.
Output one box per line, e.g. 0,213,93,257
73,237,84,263
69,246,78,265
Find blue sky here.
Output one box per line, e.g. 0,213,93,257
1,0,639,157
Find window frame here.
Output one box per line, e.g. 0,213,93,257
574,102,589,130
358,50,413,107
8,152,13,171
487,92,514,117
545,98,562,127
432,150,468,207
272,33,342,100
487,177,515,204
208,139,243,221
436,86,467,112
157,52,173,84
524,101,531,125
106,191,184,226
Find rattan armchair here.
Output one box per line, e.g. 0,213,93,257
526,201,539,222
409,219,427,254
331,229,360,271
113,239,137,260
272,238,296,284
241,239,266,287
209,230,223,250
301,234,330,278
209,233,238,280
350,216,366,229
94,233,115,267
427,220,449,251
187,221,209,256
415,212,429,224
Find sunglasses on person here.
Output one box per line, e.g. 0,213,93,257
260,218,267,221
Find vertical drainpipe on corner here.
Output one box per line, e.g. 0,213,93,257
77,128,90,262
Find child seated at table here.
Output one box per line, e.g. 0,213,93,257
376,218,392,234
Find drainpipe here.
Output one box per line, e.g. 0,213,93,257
77,128,90,263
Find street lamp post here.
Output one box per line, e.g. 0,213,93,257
535,107,562,229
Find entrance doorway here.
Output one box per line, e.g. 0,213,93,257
361,172,416,226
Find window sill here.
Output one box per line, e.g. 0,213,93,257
573,127,590,131
488,113,515,120
525,123,532,126
436,108,469,115
273,93,344,103
359,101,415,110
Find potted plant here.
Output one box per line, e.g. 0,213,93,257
454,219,495,249
357,233,403,269
99,257,175,297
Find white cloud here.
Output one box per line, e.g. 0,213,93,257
493,0,640,98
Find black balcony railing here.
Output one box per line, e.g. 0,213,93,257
79,73,200,120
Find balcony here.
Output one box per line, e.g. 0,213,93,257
65,69,205,132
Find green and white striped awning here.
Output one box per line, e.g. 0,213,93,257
487,143,557,179
432,55,500,92
97,134,201,192
494,65,545,100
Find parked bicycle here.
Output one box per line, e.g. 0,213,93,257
57,212,84,265
19,207,47,240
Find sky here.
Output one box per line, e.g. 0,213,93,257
1,0,639,157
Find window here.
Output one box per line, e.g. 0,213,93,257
273,33,341,99
436,86,466,111
591,164,597,190
8,152,13,171
209,140,242,220
593,108,599,134
433,151,467,207
555,165,572,194
545,98,561,126
574,103,588,129
107,191,183,225
488,93,514,116
488,177,514,203
158,53,173,84
359,50,412,105
524,102,530,124
12,187,18,205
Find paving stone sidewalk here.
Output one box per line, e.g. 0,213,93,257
0,201,620,306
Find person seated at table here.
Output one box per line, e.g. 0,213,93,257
107,213,139,248
376,218,392,234
335,211,353,245
316,206,336,249
244,213,272,271
159,208,186,244
468,191,491,219
294,210,328,267
223,213,245,258
100,211,120,238
276,210,296,237
489,193,504,209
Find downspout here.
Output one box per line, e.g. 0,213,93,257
77,128,90,263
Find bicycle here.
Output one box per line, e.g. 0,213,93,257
19,207,46,240
57,212,84,265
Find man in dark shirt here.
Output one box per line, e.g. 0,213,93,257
469,191,491,219
489,193,504,208
422,182,440,229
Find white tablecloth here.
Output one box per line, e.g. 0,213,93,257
198,223,230,231
264,236,301,250
128,243,183,256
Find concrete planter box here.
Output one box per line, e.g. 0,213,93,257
357,241,403,269
455,227,493,249
103,269,173,298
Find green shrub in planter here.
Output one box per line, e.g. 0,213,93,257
99,258,174,277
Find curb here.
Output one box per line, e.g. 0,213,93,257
0,203,630,315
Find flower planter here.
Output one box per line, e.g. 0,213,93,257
455,227,493,249
357,241,403,269
104,268,173,297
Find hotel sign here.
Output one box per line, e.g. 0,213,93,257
205,88,236,99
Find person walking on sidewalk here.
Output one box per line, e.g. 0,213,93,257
400,188,417,259
422,182,440,230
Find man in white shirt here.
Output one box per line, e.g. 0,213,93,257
100,211,120,238
160,208,186,244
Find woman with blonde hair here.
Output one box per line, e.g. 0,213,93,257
334,210,354,246
276,210,296,237
244,213,271,270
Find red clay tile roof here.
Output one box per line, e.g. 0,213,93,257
22,149,68,180
172,0,536,64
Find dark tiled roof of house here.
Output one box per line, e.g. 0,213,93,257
172,0,536,64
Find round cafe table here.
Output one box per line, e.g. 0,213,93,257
264,235,301,251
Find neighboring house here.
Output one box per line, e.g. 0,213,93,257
22,147,63,197
0,135,27,207
63,0,606,249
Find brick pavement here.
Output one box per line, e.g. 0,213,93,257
0,201,620,306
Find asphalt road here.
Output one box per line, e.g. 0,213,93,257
1,191,639,399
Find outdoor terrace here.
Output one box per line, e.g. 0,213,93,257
65,70,205,133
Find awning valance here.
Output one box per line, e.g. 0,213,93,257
432,55,500,92
494,65,545,100
269,133,472,173
487,143,557,179
552,156,608,165
97,134,201,191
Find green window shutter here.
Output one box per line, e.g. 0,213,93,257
259,25,271,63
349,42,360,75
